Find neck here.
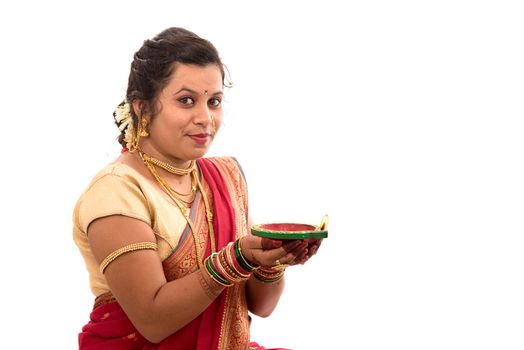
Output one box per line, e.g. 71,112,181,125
137,148,196,177
138,144,193,169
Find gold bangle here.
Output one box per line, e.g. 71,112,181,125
99,242,158,274
237,236,259,271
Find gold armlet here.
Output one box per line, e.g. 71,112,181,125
99,242,158,274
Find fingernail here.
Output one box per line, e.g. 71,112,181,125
273,240,282,248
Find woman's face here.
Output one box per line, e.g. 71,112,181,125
140,63,224,164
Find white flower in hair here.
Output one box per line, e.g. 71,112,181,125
115,103,132,126
114,102,134,149
123,123,134,148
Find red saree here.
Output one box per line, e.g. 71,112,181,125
78,157,283,350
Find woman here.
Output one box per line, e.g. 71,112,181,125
73,27,321,349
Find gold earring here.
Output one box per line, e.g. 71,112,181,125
139,118,149,137
128,118,148,152
210,114,217,135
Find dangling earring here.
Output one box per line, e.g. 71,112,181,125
210,114,217,135
129,117,149,152
139,118,149,137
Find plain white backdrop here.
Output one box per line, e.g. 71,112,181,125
1,0,523,349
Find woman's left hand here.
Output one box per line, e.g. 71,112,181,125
285,238,323,266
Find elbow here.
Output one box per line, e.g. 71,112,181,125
131,314,175,344
135,322,166,344
248,304,277,318
252,310,273,318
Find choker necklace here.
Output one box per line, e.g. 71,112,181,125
140,151,196,176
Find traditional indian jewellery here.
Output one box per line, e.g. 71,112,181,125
139,150,197,203
140,151,196,176
209,114,217,135
148,166,197,207
139,151,216,268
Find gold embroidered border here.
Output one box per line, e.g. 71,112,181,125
162,188,209,281
209,157,251,350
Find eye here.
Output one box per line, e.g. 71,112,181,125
178,96,195,106
208,98,221,108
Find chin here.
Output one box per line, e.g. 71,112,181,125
190,147,210,160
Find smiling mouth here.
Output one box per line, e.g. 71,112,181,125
189,134,210,145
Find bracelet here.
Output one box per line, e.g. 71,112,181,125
225,242,251,277
213,252,244,284
202,237,259,287
204,255,233,287
217,249,245,283
253,266,286,284
235,236,259,272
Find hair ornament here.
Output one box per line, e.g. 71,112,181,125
113,102,135,150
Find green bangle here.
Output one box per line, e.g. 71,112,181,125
234,238,258,272
205,256,232,287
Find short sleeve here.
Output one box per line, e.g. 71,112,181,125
76,173,152,234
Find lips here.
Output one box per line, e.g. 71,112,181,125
189,133,210,145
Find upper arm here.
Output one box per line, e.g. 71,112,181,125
79,172,167,321
88,215,167,321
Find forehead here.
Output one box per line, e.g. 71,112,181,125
164,63,223,93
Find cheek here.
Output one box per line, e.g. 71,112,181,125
151,117,184,137
215,114,224,128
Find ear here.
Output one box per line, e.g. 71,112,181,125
132,100,143,118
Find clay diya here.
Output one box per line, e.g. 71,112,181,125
251,215,329,240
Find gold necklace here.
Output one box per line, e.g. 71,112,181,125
149,168,197,207
141,159,216,268
141,151,196,176
139,150,197,198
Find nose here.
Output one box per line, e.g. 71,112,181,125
193,103,212,127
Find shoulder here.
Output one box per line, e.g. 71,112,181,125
80,162,146,196
92,162,141,182
203,156,246,181
73,162,151,233
76,162,149,205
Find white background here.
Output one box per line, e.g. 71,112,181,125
1,1,523,349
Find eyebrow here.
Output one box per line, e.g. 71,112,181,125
173,86,224,96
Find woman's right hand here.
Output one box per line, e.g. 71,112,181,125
239,235,308,268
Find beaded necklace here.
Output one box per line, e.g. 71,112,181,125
139,150,216,268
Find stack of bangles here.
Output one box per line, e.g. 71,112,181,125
203,237,286,286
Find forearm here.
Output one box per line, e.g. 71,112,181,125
245,275,285,317
119,268,224,343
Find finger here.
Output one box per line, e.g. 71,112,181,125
306,238,321,249
288,249,308,266
280,247,307,265
279,242,308,265
256,241,302,266
289,241,308,256
282,240,303,253
306,239,322,256
260,237,282,250
308,243,320,256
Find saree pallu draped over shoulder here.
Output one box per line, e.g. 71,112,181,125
78,157,253,350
